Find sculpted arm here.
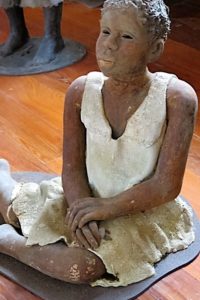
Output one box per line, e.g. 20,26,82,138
62,76,92,205
68,78,198,229
113,78,198,214
62,76,104,248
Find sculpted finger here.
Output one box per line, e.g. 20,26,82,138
67,208,77,228
75,228,91,249
88,222,101,245
78,212,98,228
71,208,90,232
99,227,106,239
67,201,91,227
67,201,83,227
82,226,98,249
67,206,83,228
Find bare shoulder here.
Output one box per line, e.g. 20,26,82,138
167,77,198,120
65,75,87,108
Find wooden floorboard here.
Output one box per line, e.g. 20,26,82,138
0,1,199,299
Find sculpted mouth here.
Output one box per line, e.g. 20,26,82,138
98,59,114,67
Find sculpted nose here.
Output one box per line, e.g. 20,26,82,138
104,36,118,51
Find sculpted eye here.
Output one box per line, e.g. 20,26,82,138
102,29,110,35
122,34,133,40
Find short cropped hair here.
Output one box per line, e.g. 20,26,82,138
102,0,170,42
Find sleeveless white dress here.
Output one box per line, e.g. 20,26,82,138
9,72,195,287
0,0,62,8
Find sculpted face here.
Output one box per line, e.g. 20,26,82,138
96,7,153,80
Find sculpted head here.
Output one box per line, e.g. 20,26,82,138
102,0,170,44
96,0,171,79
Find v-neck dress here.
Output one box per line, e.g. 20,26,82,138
9,71,195,287
81,72,168,198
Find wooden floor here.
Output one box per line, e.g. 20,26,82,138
0,1,199,299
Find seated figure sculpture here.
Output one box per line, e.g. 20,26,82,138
0,0,198,287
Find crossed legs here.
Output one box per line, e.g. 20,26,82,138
0,159,105,284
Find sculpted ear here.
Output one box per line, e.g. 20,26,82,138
147,39,164,63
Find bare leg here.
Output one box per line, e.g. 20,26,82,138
0,224,106,283
0,159,17,223
32,3,64,65
0,4,29,57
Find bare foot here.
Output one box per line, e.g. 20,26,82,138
32,35,64,66
0,159,17,222
0,32,29,57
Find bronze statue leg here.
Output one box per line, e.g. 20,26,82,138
0,224,106,284
0,3,29,57
32,2,65,65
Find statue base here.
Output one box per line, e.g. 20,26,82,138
0,38,86,76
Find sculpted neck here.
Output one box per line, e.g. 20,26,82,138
104,69,153,95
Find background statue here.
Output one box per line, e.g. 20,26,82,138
0,0,198,287
0,0,104,66
0,0,64,65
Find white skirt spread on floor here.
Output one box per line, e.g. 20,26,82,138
10,178,195,287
